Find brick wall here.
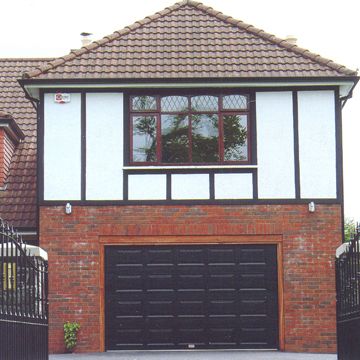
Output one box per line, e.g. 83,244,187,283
40,203,341,354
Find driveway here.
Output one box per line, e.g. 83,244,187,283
50,350,337,360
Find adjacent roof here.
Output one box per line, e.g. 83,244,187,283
23,0,357,81
0,59,50,229
0,109,12,119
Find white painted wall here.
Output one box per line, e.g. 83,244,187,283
256,92,295,199
86,93,123,200
171,174,209,199
298,90,336,198
44,93,81,200
214,173,253,199
128,174,167,200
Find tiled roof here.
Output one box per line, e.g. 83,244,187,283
23,0,356,80
0,58,50,229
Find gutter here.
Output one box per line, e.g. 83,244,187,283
18,80,39,111
341,76,359,108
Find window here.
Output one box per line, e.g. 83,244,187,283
2,262,16,290
130,94,250,165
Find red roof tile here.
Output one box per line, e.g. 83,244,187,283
0,58,50,229
23,0,357,80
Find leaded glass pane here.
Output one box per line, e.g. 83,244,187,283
161,96,188,112
132,96,157,111
132,116,157,162
223,114,248,161
191,96,218,112
192,114,219,162
222,95,248,110
161,115,189,163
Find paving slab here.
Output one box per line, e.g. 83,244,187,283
50,350,337,360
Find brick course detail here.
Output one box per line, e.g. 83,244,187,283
39,204,341,354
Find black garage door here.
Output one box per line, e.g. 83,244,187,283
105,244,278,350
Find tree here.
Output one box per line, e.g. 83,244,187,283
344,217,357,242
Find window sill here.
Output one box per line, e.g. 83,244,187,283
123,164,257,170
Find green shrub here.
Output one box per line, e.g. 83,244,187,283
64,321,80,352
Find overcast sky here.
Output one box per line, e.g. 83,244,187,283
1,0,359,218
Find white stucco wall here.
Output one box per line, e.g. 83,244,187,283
171,174,209,199
128,174,167,200
214,173,253,199
298,90,337,198
256,92,295,199
44,93,81,200
86,93,123,200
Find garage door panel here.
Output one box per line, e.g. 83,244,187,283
116,328,144,343
208,300,236,314
146,289,176,302
109,316,144,329
146,265,174,276
178,248,205,262
178,300,205,314
105,244,279,350
109,264,143,276
114,301,142,315
208,274,236,288
114,274,143,289
106,249,143,266
177,264,205,275
178,289,205,301
208,289,237,302
178,328,206,344
147,274,174,289
208,248,236,262
209,328,236,342
147,301,174,315
146,248,174,263
178,274,206,288
240,299,267,314
239,248,266,262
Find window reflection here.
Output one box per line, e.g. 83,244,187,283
222,95,248,110
132,96,157,111
191,96,218,112
161,96,188,112
161,115,189,163
132,116,157,162
192,114,219,162
130,94,249,164
223,114,248,161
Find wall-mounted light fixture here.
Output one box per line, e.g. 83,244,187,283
65,203,72,215
308,201,316,213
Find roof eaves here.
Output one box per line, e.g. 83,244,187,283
0,113,25,144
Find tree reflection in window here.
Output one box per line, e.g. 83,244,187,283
132,96,157,111
223,114,248,161
130,94,249,164
192,114,219,162
132,116,157,162
161,114,189,163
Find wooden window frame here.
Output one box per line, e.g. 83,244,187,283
129,93,251,166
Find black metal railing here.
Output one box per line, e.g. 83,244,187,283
0,218,48,360
336,224,360,360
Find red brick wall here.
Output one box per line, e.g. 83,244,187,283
0,129,15,187
39,204,341,354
